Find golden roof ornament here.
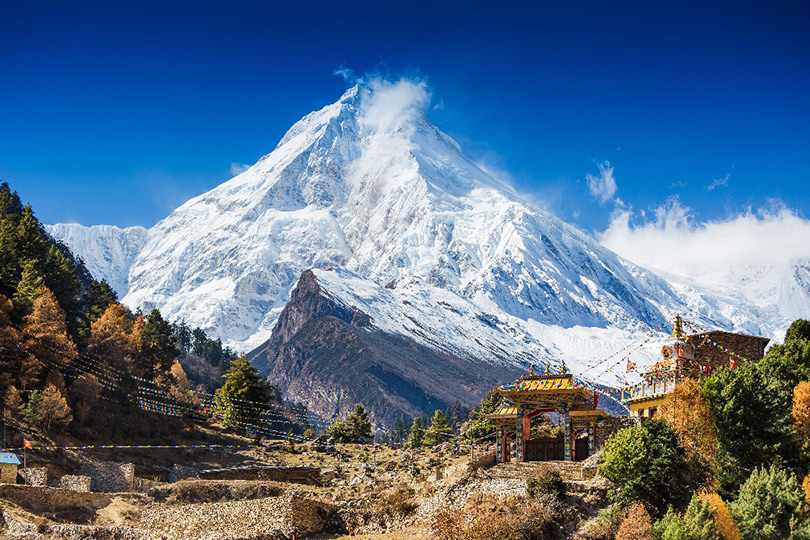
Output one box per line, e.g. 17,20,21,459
529,364,535,377
561,364,567,375
672,313,685,340
545,364,551,376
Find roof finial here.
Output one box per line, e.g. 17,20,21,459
560,364,567,375
673,313,685,339
530,364,535,377
545,363,551,376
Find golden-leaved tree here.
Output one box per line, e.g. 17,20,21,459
22,287,77,368
87,303,138,372
38,382,72,433
615,503,655,540
792,381,810,436
659,378,718,467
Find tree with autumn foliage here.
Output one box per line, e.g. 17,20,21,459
615,503,655,540
37,383,73,433
87,303,138,372
0,294,34,393
793,381,810,439
660,378,719,483
22,287,77,368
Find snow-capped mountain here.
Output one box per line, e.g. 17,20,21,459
46,223,148,297
48,81,801,394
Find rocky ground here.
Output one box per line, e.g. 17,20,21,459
0,442,613,540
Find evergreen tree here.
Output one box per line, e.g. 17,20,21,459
786,319,810,345
654,494,722,540
136,309,180,380
423,409,453,446
730,464,810,540
327,404,373,443
215,356,273,429
24,389,43,426
174,321,192,353
12,260,44,317
465,387,501,440
598,419,692,517
22,287,78,368
406,417,424,448
82,279,117,323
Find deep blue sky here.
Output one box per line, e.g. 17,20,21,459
1,0,808,232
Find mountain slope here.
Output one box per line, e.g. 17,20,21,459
46,223,148,297
109,82,681,355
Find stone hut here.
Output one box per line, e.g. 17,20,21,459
0,453,21,484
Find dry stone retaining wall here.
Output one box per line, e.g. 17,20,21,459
78,462,135,492
57,475,92,492
19,467,47,487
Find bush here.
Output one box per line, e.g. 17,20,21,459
655,494,721,540
615,503,654,540
430,495,559,540
527,469,566,499
730,464,810,540
598,419,692,517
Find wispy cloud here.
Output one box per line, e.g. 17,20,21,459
230,162,251,176
333,66,356,82
668,181,687,189
598,197,810,272
586,161,618,205
705,172,730,191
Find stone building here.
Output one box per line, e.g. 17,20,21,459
0,453,21,483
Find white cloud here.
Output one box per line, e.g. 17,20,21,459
586,161,618,205
358,77,430,135
705,172,730,191
333,66,356,82
598,197,810,273
229,162,250,176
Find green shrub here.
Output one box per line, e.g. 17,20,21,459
527,469,566,499
598,419,691,517
654,494,721,540
730,464,810,540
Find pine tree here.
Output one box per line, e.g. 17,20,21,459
347,404,373,442
406,417,424,448
22,287,78,368
423,409,453,446
655,494,722,540
136,309,179,380
38,383,72,433
730,464,810,540
82,279,118,323
465,387,502,440
24,389,43,426
215,357,272,428
12,260,44,317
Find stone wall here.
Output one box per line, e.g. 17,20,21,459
199,466,321,485
688,331,769,371
595,416,636,450
57,475,92,492
169,464,199,483
139,494,337,539
0,463,17,484
19,467,47,487
78,461,135,492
